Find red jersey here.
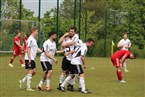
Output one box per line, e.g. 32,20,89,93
112,50,131,59
13,37,21,50
23,37,28,51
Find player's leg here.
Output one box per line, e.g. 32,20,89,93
38,73,47,90
9,54,16,67
123,61,129,72
18,53,25,67
46,70,52,91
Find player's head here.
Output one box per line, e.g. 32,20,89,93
85,38,95,47
65,35,71,41
123,32,128,39
31,27,38,37
49,31,57,40
24,33,29,38
16,31,21,38
69,26,77,37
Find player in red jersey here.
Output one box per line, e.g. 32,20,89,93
23,33,29,53
111,50,134,83
8,32,25,67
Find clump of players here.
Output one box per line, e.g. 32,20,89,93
8,26,135,94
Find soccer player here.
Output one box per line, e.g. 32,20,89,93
111,50,134,83
19,27,42,91
118,32,132,72
23,33,29,53
57,26,79,91
8,32,25,67
60,38,94,94
37,31,63,91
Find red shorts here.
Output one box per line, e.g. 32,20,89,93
13,49,22,56
111,57,120,67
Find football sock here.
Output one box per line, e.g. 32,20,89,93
27,74,32,89
10,58,14,64
116,71,122,81
78,76,81,88
46,78,50,87
61,76,71,87
20,58,24,64
59,75,64,84
123,62,127,70
79,77,86,91
38,78,45,87
22,75,27,83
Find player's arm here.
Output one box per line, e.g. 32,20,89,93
37,48,42,53
120,54,128,66
61,41,75,47
117,40,124,48
56,50,64,54
45,51,58,63
27,47,31,64
81,55,86,69
15,41,22,48
58,33,69,44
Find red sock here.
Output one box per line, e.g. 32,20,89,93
116,71,123,81
20,58,24,64
10,58,14,64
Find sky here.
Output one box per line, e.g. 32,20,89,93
23,0,63,17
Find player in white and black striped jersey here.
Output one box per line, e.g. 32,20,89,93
57,26,79,91
60,38,94,94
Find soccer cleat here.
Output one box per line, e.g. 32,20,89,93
21,64,25,67
57,85,61,90
81,90,91,94
46,86,51,91
37,85,42,91
26,88,35,92
19,80,22,89
60,86,65,91
124,69,129,72
67,85,74,91
9,63,14,67
119,80,127,83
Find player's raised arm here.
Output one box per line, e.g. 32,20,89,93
58,33,69,44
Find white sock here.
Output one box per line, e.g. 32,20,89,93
38,79,45,87
78,76,81,88
22,75,27,83
69,78,75,85
80,77,85,91
61,76,71,87
59,75,64,84
123,62,127,70
27,74,32,89
46,78,50,87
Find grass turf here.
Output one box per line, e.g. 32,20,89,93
0,55,144,97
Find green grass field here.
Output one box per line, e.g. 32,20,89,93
0,55,145,97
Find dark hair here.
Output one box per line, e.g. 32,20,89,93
49,31,56,37
70,26,77,32
25,33,29,37
31,27,38,33
122,32,127,36
86,38,95,43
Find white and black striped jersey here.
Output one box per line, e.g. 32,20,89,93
71,43,87,65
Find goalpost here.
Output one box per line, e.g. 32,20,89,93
0,19,45,54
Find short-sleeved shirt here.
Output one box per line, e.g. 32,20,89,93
13,37,21,51
24,35,38,60
118,39,131,50
111,50,131,59
63,39,74,60
71,43,87,65
40,39,57,64
72,34,79,43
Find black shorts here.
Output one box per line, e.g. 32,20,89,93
41,61,52,73
25,60,36,70
61,56,71,71
70,65,84,74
